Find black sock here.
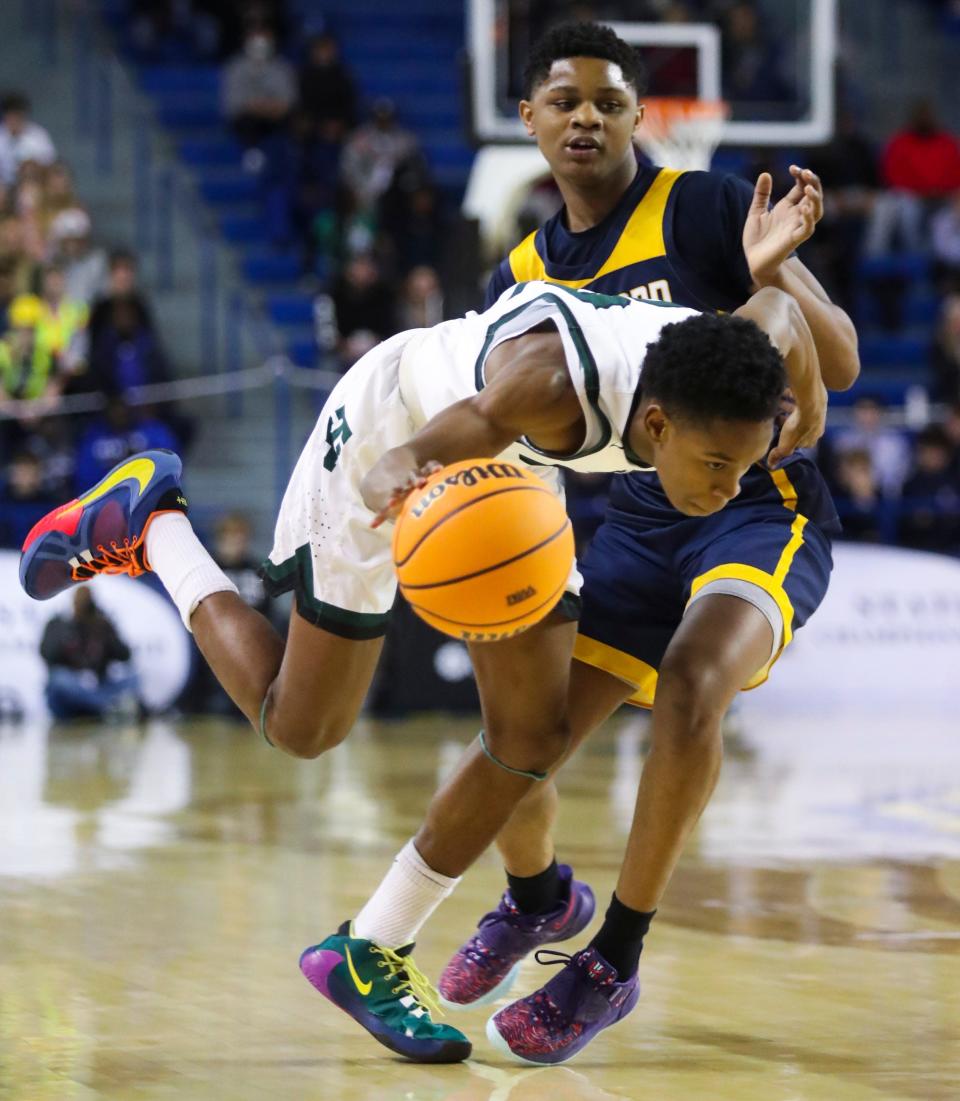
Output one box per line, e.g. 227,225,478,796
506,858,563,915
588,893,656,980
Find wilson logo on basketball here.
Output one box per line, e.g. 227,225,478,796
393,458,575,643
410,462,525,519
506,585,537,606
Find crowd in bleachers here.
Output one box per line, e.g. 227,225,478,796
819,397,960,553
122,0,454,375
799,95,960,554
0,90,187,550
6,0,960,563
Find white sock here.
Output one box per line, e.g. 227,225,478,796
145,513,238,632
353,839,461,947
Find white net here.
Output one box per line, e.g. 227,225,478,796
635,98,728,171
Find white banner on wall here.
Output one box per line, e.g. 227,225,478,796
0,551,191,717
4,544,957,718
739,543,960,714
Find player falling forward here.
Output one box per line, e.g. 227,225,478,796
21,276,823,1062
433,22,859,1065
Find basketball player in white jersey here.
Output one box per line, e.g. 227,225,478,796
21,280,823,1062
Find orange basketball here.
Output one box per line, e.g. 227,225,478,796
392,458,575,642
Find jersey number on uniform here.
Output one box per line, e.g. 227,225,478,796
628,279,673,302
324,406,353,471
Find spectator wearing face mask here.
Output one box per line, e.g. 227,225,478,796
48,207,108,306
221,23,295,151
0,93,56,187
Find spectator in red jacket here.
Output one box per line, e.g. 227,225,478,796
866,100,960,255
882,100,960,197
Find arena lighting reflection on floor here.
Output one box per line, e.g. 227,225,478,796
2,705,960,881
1,710,957,1100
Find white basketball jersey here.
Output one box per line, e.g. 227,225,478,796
399,280,700,473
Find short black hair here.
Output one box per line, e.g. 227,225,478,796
523,22,646,98
108,247,137,268
641,312,785,424
1,92,30,115
915,425,951,451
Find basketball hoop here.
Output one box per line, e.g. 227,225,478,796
636,97,728,172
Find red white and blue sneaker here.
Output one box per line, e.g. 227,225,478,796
485,946,640,1065
300,922,472,1064
438,864,595,1009
20,450,186,601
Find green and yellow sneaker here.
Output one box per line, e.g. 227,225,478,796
299,922,472,1063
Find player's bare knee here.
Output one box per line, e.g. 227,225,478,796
269,715,350,759
485,716,571,775
655,653,729,744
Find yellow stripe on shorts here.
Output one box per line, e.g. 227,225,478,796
573,634,659,709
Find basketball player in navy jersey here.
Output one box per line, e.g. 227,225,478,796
436,22,860,1064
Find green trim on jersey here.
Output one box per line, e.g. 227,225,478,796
472,287,614,463
549,285,632,311
259,545,391,639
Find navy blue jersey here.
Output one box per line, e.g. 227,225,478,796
485,164,840,534
485,165,754,312
485,164,838,701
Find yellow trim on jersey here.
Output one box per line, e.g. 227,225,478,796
507,168,686,289
773,514,808,586
593,168,684,281
507,229,547,284
770,465,798,511
573,634,659,709
687,514,809,690
575,514,809,707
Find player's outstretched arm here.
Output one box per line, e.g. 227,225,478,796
735,286,827,465
743,166,859,391
361,327,582,523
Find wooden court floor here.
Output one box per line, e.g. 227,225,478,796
1,708,958,1101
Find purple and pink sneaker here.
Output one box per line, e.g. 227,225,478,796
485,946,640,1065
438,864,595,1009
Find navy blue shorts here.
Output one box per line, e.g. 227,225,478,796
574,457,837,707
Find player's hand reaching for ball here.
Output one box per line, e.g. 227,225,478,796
743,166,823,288
362,447,442,528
